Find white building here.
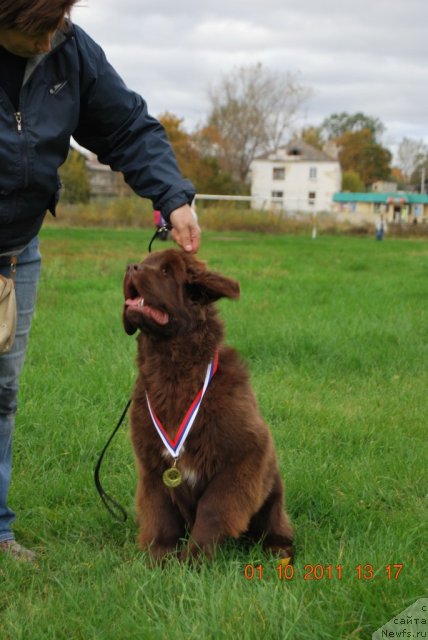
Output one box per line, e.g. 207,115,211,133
85,152,132,198
250,139,342,214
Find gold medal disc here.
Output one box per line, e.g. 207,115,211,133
163,466,182,488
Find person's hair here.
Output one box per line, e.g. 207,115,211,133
0,0,78,33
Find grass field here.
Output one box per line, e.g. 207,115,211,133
1,228,426,640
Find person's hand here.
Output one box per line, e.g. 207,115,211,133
169,204,201,253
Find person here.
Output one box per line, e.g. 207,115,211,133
375,213,386,241
0,0,200,562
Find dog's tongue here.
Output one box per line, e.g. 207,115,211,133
125,296,144,308
125,297,169,325
145,305,169,325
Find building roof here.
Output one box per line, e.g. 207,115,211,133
255,139,337,163
333,192,428,204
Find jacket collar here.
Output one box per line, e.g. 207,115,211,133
23,25,71,86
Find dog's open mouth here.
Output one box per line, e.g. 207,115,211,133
125,296,169,326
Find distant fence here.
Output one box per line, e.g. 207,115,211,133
194,194,309,212
195,194,253,202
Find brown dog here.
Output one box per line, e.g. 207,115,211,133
123,249,293,562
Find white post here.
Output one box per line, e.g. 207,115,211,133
312,211,317,239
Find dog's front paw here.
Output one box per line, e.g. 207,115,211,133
144,543,180,566
268,545,294,564
179,541,212,565
138,533,180,565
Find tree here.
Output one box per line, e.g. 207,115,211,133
300,126,324,150
158,112,200,179
60,148,90,203
321,112,385,142
336,129,392,186
397,137,427,181
390,167,408,190
204,63,311,183
342,170,365,192
159,112,241,194
410,157,428,192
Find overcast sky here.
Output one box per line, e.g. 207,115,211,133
72,0,428,156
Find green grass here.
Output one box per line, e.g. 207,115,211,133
1,229,426,640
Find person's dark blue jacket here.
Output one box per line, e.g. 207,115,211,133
0,22,195,253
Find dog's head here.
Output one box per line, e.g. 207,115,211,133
123,249,240,337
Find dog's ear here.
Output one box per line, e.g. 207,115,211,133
187,270,240,304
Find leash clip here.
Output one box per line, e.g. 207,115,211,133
148,224,171,253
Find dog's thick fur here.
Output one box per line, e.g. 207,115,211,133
123,249,293,562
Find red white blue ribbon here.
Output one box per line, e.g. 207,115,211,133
146,352,219,459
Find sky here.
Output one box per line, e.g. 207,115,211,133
72,0,428,157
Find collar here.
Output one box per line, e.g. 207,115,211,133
23,24,71,86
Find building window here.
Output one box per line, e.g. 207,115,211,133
309,167,317,179
273,167,285,180
271,190,284,209
308,191,316,205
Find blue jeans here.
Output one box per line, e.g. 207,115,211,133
0,237,41,542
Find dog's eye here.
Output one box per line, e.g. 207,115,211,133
161,266,170,276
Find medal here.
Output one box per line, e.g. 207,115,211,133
145,353,219,489
162,465,182,488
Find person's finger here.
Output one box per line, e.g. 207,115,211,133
171,225,200,253
170,206,201,253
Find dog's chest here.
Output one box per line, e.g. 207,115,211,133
135,366,224,487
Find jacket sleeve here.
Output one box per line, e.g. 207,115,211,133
71,25,195,220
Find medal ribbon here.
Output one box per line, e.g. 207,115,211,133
146,351,219,459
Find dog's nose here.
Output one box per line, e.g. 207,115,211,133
127,263,139,272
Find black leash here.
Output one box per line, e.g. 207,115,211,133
94,224,170,521
148,224,171,253
94,398,131,522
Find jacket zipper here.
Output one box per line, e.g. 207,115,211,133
14,112,23,133
11,27,73,134
12,108,28,186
